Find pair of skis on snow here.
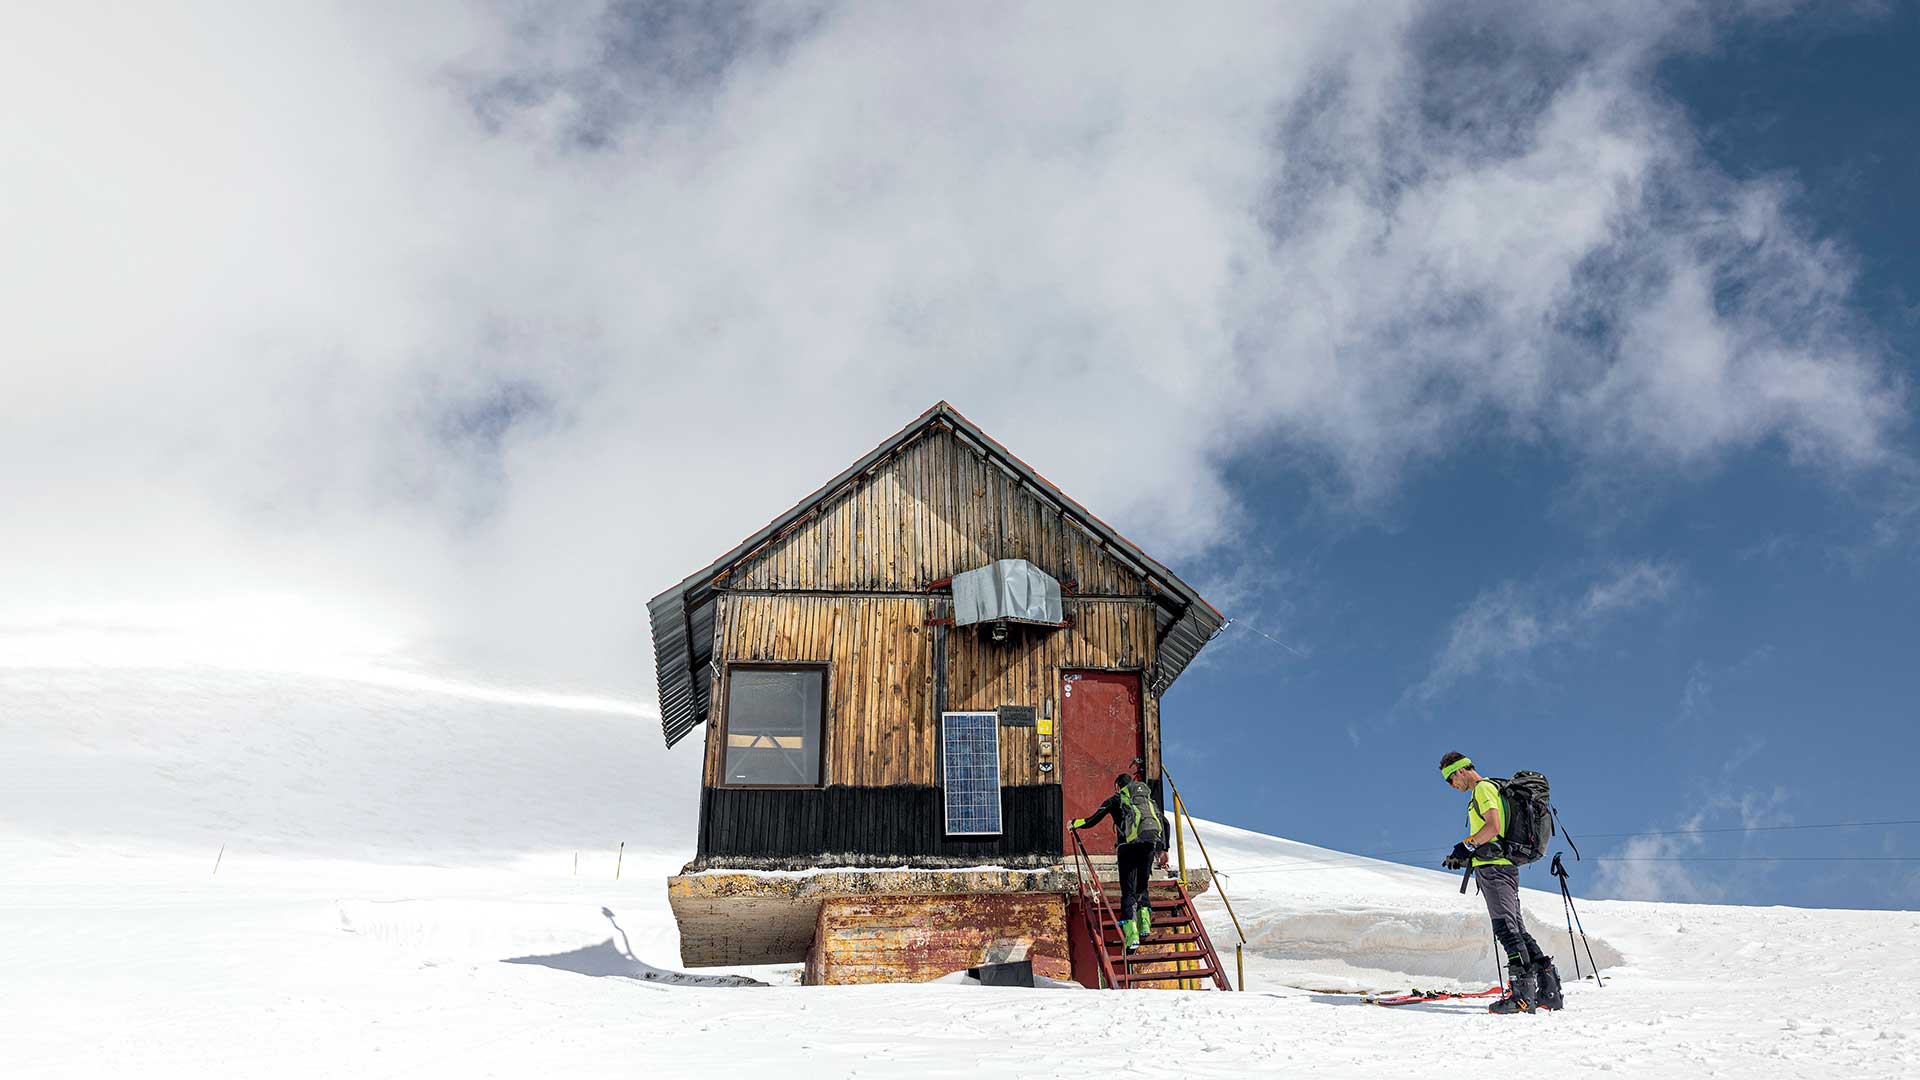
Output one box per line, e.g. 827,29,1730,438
1361,986,1505,1007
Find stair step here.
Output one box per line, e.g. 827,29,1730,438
1096,902,1191,915
1100,911,1194,927
1102,932,1201,947
1100,920,1194,937
1117,949,1213,965
1096,895,1191,908
1118,966,1221,985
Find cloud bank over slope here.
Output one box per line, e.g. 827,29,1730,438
2,2,1905,692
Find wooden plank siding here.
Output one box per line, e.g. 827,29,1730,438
699,421,1169,842
946,600,1159,786
706,593,1160,789
726,428,1148,596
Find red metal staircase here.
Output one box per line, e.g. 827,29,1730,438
1069,829,1233,990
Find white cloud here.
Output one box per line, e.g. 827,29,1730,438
1592,783,1790,903
1411,560,1681,703
1581,561,1682,618
0,2,1906,694
1679,662,1714,727
1674,644,1773,730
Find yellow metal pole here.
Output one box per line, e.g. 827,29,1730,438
1162,766,1253,990
1164,772,1247,946
1174,794,1189,887
1182,818,1245,944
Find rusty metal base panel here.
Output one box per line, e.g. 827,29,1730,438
668,866,1086,969
804,893,1070,986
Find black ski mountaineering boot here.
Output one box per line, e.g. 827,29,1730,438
1488,962,1539,1015
1534,959,1564,1011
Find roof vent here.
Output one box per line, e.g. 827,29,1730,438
952,559,1063,628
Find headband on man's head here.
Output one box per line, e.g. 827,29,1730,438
1440,756,1473,780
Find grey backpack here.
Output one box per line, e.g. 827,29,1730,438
1489,771,1554,866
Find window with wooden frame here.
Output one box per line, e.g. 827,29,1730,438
719,665,827,787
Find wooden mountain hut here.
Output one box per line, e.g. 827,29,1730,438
651,402,1228,987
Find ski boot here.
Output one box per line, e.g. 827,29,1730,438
1533,959,1564,1011
1488,963,1539,1015
1135,907,1153,944
1121,918,1140,955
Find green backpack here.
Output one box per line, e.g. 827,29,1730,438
1118,781,1164,846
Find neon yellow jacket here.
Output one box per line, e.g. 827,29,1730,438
1468,779,1512,867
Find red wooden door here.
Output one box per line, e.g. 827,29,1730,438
1060,670,1144,856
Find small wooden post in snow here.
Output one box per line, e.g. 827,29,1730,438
615,841,624,880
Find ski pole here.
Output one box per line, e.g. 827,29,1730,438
1552,851,1605,986
1560,879,1583,980
1551,854,1583,980
1551,815,1605,985
1491,926,1505,991
1566,887,1604,986
1462,867,1502,989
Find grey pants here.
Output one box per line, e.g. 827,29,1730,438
1475,864,1545,965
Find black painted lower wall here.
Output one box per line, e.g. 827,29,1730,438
694,784,1064,869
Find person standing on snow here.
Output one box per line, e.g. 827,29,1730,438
1070,771,1169,953
1440,751,1565,1013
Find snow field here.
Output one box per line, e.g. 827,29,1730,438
4,666,1919,1078
1185,818,1625,990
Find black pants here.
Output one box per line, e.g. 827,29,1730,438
1475,864,1547,966
1117,842,1155,925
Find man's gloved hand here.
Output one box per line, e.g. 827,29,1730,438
1070,818,1087,829
1442,842,1475,870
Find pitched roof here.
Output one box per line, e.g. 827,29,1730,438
647,402,1225,748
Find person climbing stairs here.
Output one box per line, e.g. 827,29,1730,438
1069,830,1232,990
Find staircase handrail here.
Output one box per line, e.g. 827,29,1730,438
1159,764,1251,941
1161,766,1247,991
1068,826,1122,989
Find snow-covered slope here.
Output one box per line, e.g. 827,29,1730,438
1,665,697,860
4,666,1918,1078
1185,818,1624,991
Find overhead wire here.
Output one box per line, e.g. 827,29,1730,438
1199,619,1915,876
1210,817,1920,878
1571,818,1920,841
1581,856,1920,862
1222,617,1306,657
1215,853,1920,879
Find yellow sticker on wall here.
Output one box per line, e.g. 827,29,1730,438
1036,717,1054,735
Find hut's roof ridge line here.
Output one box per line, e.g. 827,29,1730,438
648,401,1225,748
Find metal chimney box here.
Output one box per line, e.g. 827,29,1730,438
951,559,1064,627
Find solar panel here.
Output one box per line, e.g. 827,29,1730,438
941,711,1003,836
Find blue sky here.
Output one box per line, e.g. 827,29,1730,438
4,4,1915,909
1167,7,1920,909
